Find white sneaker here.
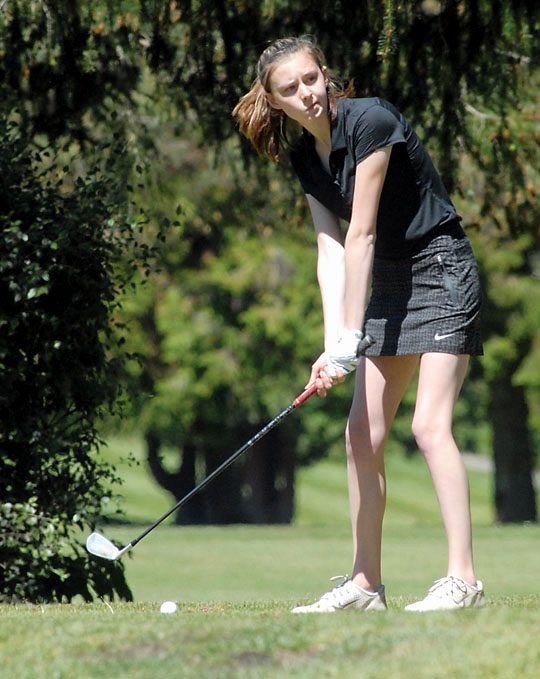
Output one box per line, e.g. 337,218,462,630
291,575,387,613
405,576,486,612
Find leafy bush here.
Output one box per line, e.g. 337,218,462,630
0,501,131,603
0,110,146,602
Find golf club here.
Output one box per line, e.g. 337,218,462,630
87,334,374,560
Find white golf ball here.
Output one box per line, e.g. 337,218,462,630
160,600,178,614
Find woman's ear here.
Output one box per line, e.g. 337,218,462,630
265,93,282,111
322,65,329,86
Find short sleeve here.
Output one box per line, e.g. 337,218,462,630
352,104,407,165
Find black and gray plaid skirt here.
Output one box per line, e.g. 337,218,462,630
363,224,483,356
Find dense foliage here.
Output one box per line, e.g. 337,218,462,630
0,114,137,601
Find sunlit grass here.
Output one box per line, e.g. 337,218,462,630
2,596,540,679
3,437,539,679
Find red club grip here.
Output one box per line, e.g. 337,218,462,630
292,382,318,407
292,336,374,408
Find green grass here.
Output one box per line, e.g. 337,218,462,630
2,598,540,678
2,437,540,678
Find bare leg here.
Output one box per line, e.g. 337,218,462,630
412,352,477,585
347,354,419,591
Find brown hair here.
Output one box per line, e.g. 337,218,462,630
232,37,354,162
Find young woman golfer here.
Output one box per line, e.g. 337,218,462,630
233,37,485,612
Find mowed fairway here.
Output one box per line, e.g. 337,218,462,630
2,439,539,678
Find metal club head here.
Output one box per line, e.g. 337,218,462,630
86,532,132,561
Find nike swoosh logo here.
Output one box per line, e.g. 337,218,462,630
434,332,456,341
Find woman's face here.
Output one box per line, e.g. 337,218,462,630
266,51,328,126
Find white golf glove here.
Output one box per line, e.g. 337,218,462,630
328,329,366,376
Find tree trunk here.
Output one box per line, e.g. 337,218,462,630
488,375,537,523
241,428,295,524
145,426,296,525
145,430,207,524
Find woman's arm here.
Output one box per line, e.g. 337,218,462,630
303,195,346,394
304,146,392,393
306,195,346,350
343,146,392,332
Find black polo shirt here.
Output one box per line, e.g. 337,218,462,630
289,98,461,258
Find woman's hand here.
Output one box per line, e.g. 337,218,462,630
307,352,346,398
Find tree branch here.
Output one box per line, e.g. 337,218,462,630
461,100,497,120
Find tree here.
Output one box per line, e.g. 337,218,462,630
455,49,540,520
0,114,140,601
0,0,172,600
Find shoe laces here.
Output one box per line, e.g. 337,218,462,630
319,575,354,604
428,576,469,602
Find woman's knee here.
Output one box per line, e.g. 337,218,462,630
411,412,450,455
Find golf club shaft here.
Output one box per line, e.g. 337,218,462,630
127,382,319,550
111,333,374,554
